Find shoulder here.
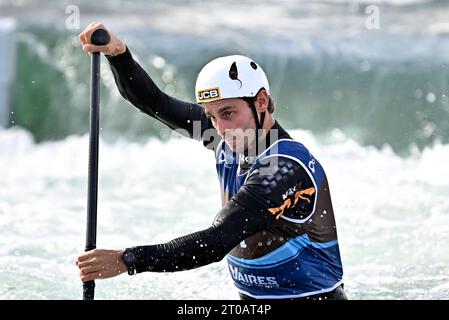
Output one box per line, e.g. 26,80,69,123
243,154,317,223
245,153,316,196
264,139,313,166
259,138,326,189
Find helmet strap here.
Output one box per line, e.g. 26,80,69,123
248,99,261,130
243,89,266,132
244,98,266,156
259,110,266,131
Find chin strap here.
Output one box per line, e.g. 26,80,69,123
243,96,266,162
248,100,265,132
244,88,266,134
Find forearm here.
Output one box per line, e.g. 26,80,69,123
128,227,227,273
127,198,274,273
106,48,212,140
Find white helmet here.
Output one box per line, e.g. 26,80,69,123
195,55,270,104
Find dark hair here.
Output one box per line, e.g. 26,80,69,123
242,89,276,114
267,96,276,114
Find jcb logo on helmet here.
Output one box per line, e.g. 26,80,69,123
198,88,221,102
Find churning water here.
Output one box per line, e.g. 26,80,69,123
1,0,449,299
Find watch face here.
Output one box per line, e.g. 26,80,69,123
124,250,136,264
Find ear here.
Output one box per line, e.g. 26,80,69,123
254,89,269,112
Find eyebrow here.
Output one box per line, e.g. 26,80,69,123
205,106,234,117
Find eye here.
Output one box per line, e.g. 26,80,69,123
207,115,216,122
221,111,234,120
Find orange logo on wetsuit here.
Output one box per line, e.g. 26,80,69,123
268,187,316,219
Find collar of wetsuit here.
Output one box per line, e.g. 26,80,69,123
239,121,289,169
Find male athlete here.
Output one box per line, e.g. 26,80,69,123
77,23,347,300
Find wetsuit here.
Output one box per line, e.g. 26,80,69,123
107,48,346,300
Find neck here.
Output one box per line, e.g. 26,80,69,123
239,117,290,169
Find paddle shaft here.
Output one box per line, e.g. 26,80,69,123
83,29,110,300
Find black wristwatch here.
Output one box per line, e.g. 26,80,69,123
122,248,137,275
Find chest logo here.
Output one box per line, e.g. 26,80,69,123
268,187,316,219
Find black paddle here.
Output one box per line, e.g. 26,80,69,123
83,28,110,301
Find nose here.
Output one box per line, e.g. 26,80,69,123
214,119,227,138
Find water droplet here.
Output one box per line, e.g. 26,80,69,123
426,92,436,103
164,84,175,95
151,56,166,69
162,70,173,83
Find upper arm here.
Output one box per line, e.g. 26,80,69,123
108,47,220,149
211,156,317,254
157,93,221,150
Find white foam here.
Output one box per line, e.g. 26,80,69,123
0,17,16,31
1,125,449,299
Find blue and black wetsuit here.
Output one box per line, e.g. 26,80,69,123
107,48,346,300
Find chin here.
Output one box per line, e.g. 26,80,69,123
228,141,247,153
